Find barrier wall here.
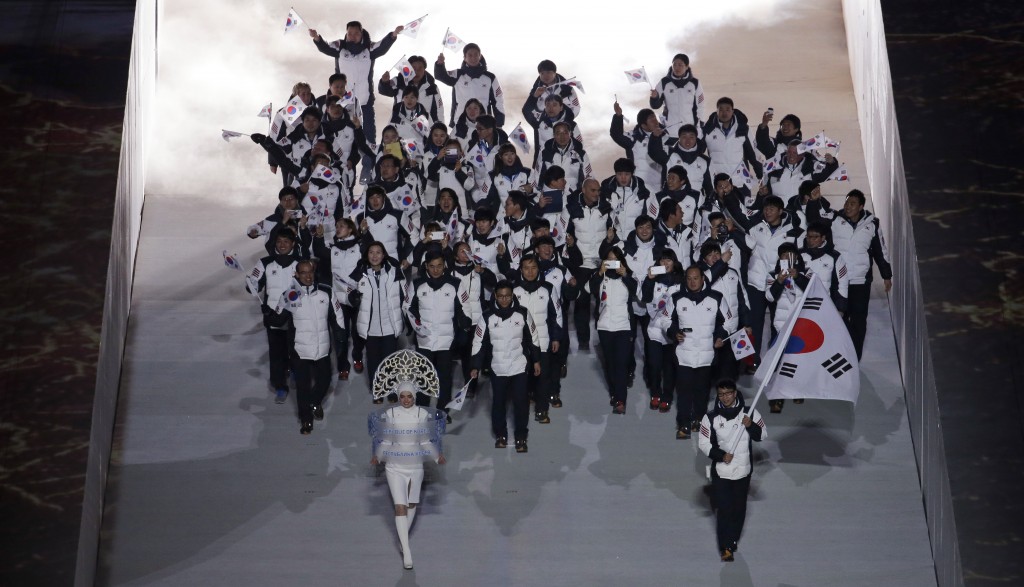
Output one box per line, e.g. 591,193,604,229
75,1,156,585
841,2,962,586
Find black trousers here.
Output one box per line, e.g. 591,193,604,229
675,365,713,427
844,282,871,359
572,268,596,344
598,329,632,404
549,329,569,397
332,305,360,370
711,470,752,552
364,335,399,394
292,354,332,423
491,372,528,440
416,348,453,410
745,287,777,361
711,345,740,384
528,351,550,413
645,340,676,399
266,326,292,390
632,313,649,378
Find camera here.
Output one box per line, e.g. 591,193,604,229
604,260,621,270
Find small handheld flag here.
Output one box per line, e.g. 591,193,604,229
726,329,756,360
624,67,650,86
221,129,246,142
402,14,427,38
447,378,475,412
510,122,531,155
284,8,305,34
393,56,415,81
222,250,244,272
282,95,306,126
311,164,339,184
825,165,849,182
257,103,273,119
442,27,466,52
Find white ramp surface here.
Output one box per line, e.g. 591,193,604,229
97,1,937,585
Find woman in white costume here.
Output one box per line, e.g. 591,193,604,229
368,350,447,570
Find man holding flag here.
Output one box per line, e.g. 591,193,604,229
697,378,766,562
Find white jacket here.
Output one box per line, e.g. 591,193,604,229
670,286,728,368
513,280,561,349
285,283,338,360
698,404,765,480
830,210,892,285
595,275,637,332
406,276,465,351
352,262,405,338
471,304,540,377
744,214,802,292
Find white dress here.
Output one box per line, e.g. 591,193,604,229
382,405,432,505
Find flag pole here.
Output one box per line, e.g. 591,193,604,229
268,101,273,134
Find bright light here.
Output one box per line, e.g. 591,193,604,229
148,0,804,203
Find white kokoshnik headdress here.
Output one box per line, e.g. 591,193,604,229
371,350,441,400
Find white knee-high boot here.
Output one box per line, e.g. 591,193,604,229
407,505,417,527
395,515,413,569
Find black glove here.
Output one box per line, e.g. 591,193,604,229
251,133,267,144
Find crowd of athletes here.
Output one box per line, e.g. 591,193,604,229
240,20,892,449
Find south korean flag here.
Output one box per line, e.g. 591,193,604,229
753,274,860,404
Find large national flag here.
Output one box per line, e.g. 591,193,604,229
753,275,860,403
402,14,427,38
624,67,650,85
442,27,466,52
510,122,531,155
282,95,306,126
284,8,305,34
257,103,273,119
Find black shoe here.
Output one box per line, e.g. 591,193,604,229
676,426,690,440
792,398,804,404
495,436,508,449
312,404,324,420
515,439,528,453
578,341,590,352
549,395,563,408
535,411,550,424
300,421,313,435
372,397,384,404
445,413,453,424
691,420,702,434
720,548,734,562
612,401,626,415
769,399,784,413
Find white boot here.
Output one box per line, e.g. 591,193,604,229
395,515,413,569
407,505,417,528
